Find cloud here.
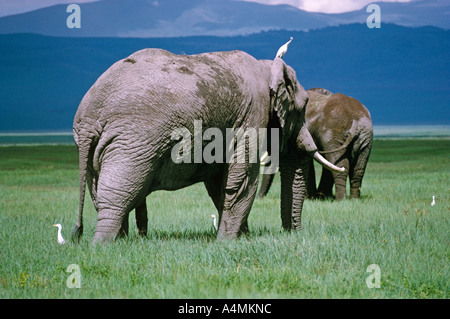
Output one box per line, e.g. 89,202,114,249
241,0,414,13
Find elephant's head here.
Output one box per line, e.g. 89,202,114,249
269,58,344,172
268,57,344,230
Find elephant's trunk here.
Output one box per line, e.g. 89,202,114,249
280,154,307,230
297,126,345,173
279,126,344,231
278,127,311,230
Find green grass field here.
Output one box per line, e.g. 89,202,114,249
0,139,448,299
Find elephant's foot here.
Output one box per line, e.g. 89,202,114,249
335,192,347,201
92,234,116,244
316,190,332,200
282,223,302,232
138,228,148,237
92,227,120,243
216,228,239,240
216,215,248,240
350,187,361,199
92,214,123,243
334,179,347,200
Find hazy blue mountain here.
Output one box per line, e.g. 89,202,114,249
0,0,333,37
0,24,448,132
0,0,449,38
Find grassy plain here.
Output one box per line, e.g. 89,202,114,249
0,139,448,298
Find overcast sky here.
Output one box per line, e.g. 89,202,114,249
0,0,414,17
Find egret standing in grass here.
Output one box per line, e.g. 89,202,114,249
209,215,218,231
52,224,66,245
431,196,435,206
275,37,293,59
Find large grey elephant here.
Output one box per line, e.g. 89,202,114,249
72,49,343,243
258,88,373,200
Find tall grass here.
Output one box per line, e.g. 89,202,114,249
0,140,448,298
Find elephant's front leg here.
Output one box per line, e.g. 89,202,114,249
349,145,372,199
217,162,259,239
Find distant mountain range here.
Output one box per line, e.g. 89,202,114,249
0,0,449,38
0,0,448,131
0,23,449,131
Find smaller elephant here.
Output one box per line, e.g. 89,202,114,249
258,88,373,200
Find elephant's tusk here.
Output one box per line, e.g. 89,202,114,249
260,151,269,163
313,152,345,173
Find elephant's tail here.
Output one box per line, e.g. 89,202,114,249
319,120,357,155
72,137,91,243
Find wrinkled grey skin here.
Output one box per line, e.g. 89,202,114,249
258,88,373,201
72,49,340,243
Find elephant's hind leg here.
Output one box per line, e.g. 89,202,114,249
349,146,371,199
93,158,151,243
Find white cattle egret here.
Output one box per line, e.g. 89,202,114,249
209,215,218,230
275,37,293,59
52,224,66,245
431,196,435,206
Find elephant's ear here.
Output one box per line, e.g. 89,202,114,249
269,58,308,153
